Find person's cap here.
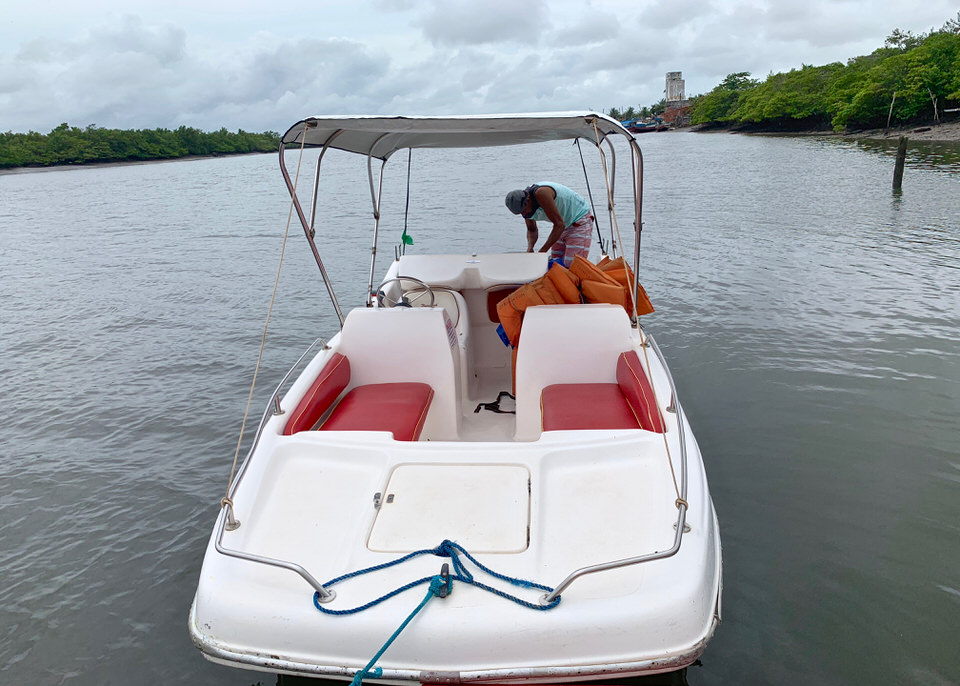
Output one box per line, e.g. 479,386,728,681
505,189,526,214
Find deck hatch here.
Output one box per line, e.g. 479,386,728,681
367,464,530,553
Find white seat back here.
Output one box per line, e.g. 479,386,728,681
338,307,462,440
514,304,634,440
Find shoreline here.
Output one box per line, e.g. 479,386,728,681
844,119,960,142
689,119,960,143
0,150,273,176
5,121,958,177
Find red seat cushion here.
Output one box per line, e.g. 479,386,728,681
283,353,350,435
616,352,665,433
320,383,434,441
541,383,640,431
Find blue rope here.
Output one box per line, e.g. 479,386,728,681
313,539,560,614
349,575,444,686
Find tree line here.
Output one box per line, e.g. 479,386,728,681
0,124,281,169
609,12,960,132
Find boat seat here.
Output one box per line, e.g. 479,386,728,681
514,304,637,440
337,307,461,440
283,352,351,435
282,352,435,440
320,382,433,440
541,351,665,433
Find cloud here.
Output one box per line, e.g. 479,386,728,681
2,16,190,129
1,1,958,133
416,0,549,46
549,9,622,47
0,20,397,131
640,0,716,31
87,15,186,66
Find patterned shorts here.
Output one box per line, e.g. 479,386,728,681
550,214,594,266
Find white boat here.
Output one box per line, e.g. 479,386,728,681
189,112,722,683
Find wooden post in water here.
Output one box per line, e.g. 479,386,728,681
893,136,907,191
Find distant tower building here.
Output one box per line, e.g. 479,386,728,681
663,71,692,127
665,72,685,102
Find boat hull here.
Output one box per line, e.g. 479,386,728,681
190,421,721,681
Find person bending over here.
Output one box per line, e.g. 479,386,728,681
505,182,594,266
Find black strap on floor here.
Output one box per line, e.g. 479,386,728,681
474,391,516,414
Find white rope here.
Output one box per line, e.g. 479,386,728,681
224,133,308,500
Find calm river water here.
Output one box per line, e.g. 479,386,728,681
1,131,958,686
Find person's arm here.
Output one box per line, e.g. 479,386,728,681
525,219,539,252
534,186,565,252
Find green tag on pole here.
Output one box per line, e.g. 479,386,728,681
402,231,414,245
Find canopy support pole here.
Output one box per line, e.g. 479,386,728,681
279,130,345,326
366,135,391,305
630,139,644,324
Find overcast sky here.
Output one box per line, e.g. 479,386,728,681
1,0,957,134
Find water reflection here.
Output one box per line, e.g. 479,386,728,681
824,135,960,171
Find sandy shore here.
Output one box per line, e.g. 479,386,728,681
847,119,960,143
690,118,960,143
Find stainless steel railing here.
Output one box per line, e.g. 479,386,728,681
225,337,329,501
215,512,335,600
216,337,336,601
540,333,688,604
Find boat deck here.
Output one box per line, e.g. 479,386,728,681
194,426,720,680
191,287,722,677
459,367,515,441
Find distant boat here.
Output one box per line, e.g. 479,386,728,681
620,118,667,133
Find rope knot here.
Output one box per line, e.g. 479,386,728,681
428,574,447,598
435,540,473,582
675,497,688,510
436,540,457,557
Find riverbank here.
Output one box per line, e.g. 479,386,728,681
846,119,960,142
690,118,960,143
0,124,279,172
0,150,273,175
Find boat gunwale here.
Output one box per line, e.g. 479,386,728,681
188,594,720,682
